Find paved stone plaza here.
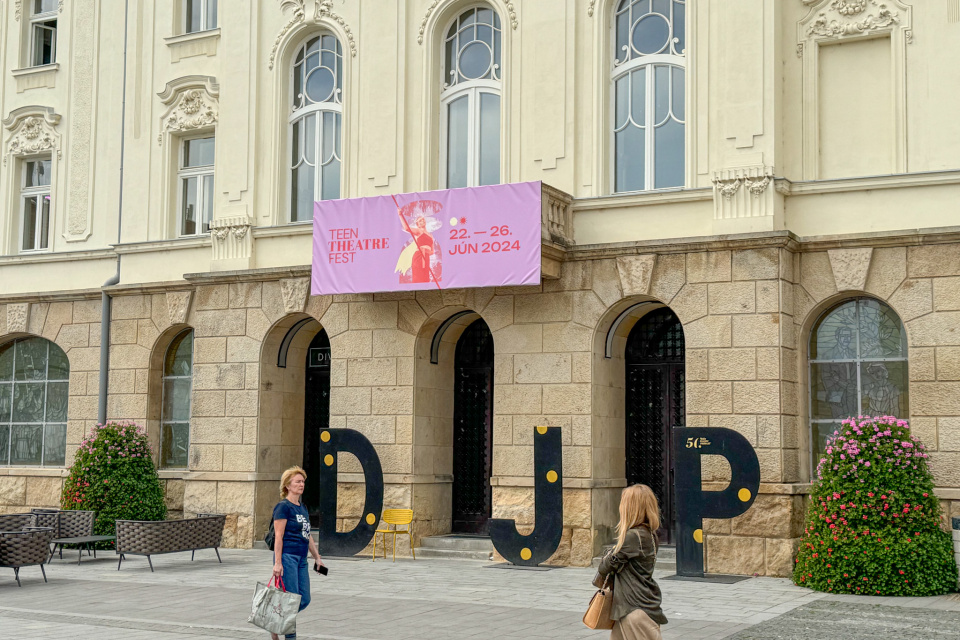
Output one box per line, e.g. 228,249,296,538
0,549,958,639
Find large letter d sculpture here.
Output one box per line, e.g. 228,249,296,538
316,428,384,557
489,426,564,566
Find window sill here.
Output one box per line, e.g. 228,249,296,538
11,63,59,93
0,248,115,266
0,467,67,477
252,222,314,239
165,28,220,62
570,187,713,212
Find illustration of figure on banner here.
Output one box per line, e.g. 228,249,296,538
395,200,443,284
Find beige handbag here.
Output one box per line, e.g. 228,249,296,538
582,573,615,630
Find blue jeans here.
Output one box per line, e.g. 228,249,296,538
281,553,310,639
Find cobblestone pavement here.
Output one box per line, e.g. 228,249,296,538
0,549,956,639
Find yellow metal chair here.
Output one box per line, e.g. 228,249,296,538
372,509,415,562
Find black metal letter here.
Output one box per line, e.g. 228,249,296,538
316,428,384,557
489,426,563,567
673,427,760,577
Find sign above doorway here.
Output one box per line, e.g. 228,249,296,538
311,182,542,295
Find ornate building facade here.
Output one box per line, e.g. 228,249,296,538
0,0,958,575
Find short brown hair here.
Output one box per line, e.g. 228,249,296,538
280,466,307,499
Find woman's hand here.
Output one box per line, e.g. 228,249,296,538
314,553,324,567
272,561,283,578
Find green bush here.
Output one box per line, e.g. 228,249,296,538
61,421,167,546
794,415,957,595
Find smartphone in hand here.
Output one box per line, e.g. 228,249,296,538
314,562,328,576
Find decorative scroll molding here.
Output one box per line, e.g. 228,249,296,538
316,0,357,57
587,0,597,16
712,166,777,221
210,215,254,270
157,76,219,145
419,0,518,44
2,106,62,165
270,0,306,70
165,291,194,327
280,278,310,314
800,0,912,45
6,303,30,334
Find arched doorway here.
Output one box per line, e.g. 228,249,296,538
452,319,494,534
302,329,331,527
625,308,684,543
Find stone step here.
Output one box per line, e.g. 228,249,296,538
591,543,676,573
418,535,495,552
414,547,494,561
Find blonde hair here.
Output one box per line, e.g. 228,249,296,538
280,466,307,499
613,484,661,553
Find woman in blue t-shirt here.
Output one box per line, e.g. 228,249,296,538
271,466,325,640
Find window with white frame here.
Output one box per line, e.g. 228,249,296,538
441,7,501,189
20,158,51,253
289,34,343,223
612,0,685,193
161,329,193,469
29,0,58,67
184,0,217,34
178,136,214,236
0,337,69,467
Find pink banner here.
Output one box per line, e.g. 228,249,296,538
312,182,542,295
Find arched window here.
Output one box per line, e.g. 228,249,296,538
161,329,194,469
290,34,343,223
809,298,909,464
441,6,502,189
612,0,685,193
0,337,69,466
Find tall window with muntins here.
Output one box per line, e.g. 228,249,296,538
179,137,215,236
30,0,58,67
161,330,193,469
0,338,69,467
289,34,343,223
21,158,51,253
441,7,502,189
184,0,217,33
612,0,685,193
809,298,909,468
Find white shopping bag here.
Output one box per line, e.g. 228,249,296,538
247,577,302,636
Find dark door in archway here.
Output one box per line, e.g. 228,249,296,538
302,329,331,528
625,308,684,544
452,319,494,534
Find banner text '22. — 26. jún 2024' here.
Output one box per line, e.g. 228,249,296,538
311,181,542,295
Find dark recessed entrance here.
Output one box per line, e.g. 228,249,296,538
451,319,494,535
302,329,331,528
625,308,684,544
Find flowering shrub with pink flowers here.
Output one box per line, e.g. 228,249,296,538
793,416,957,596
60,421,166,546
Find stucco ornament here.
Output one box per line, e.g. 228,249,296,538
157,88,219,145
316,0,357,57
745,176,771,197
280,278,311,314
420,0,518,44
805,0,904,40
713,177,742,200
271,0,357,69
3,107,62,166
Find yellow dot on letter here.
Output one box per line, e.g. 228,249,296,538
546,470,558,483
693,529,703,544
320,431,331,443
536,426,548,435
738,488,752,502
324,454,334,466
366,513,376,525
520,548,532,561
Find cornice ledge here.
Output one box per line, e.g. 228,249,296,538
0,287,103,304
184,265,312,285
571,187,713,212
781,170,960,196
103,280,194,297
568,231,800,261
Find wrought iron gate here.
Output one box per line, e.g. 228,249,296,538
452,319,494,534
302,330,331,527
625,308,685,544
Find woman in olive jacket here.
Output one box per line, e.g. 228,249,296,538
597,484,667,640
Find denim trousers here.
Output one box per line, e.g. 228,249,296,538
280,553,311,639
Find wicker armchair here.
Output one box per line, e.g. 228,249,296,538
115,514,226,572
0,513,36,531
0,527,55,586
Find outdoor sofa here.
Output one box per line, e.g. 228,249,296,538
115,513,226,572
